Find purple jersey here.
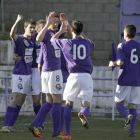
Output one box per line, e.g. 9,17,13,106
13,35,35,75
32,32,41,68
61,51,69,83
37,47,69,83
117,40,140,86
38,29,65,72
52,37,94,74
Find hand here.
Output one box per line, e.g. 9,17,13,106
16,14,23,22
47,11,56,25
60,13,68,22
60,21,68,32
13,54,22,62
108,61,114,67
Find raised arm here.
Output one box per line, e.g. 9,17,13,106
36,12,56,42
60,13,72,38
50,21,68,42
10,14,23,41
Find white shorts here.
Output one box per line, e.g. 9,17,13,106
42,70,63,94
31,68,42,95
12,74,31,94
46,83,66,101
115,85,140,104
63,73,93,102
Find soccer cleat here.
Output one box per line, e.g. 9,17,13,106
10,126,23,132
129,132,135,137
62,135,71,139
52,133,63,138
60,130,65,136
78,112,89,129
124,114,133,131
0,126,11,133
38,125,44,132
28,124,43,137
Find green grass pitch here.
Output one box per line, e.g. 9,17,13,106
0,115,140,140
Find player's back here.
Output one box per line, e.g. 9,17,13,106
63,37,94,74
118,40,140,86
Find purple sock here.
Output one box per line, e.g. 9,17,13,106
4,106,15,126
9,105,21,126
116,104,129,118
52,103,61,135
80,107,90,117
64,105,73,135
49,108,53,119
32,102,52,127
60,107,65,131
129,108,137,133
33,104,41,115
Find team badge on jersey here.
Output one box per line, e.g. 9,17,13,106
50,32,54,37
18,83,23,90
31,86,33,91
23,39,29,47
56,84,62,90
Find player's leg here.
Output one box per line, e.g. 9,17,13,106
42,93,46,105
77,73,93,130
32,94,41,115
128,103,136,137
51,94,62,137
28,72,52,137
31,68,42,115
59,100,65,136
78,101,90,129
128,87,140,137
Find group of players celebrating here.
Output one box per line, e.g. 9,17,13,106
0,11,140,139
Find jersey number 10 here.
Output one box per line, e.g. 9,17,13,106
131,49,138,64
73,44,86,60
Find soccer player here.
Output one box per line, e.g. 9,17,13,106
109,24,140,137
28,12,71,137
0,15,36,132
50,19,94,139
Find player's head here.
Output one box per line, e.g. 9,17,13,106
46,12,59,31
71,19,83,36
36,20,45,33
124,24,136,40
24,19,36,37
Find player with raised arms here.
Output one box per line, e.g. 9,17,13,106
0,15,36,133
28,11,71,137
109,24,140,137
50,18,94,139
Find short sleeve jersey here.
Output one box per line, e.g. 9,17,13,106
52,37,94,74
38,29,65,72
13,35,35,75
117,40,140,86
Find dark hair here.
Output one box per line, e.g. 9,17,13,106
36,20,45,30
46,12,59,21
71,19,83,35
24,19,36,27
124,24,136,38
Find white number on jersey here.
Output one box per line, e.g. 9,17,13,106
130,49,138,64
73,44,86,60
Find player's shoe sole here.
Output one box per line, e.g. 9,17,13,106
28,124,43,137
78,112,89,129
124,114,133,131
62,135,71,139
0,126,11,133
